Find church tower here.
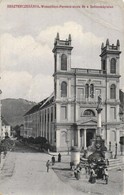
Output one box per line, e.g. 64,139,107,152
52,33,73,74
52,33,73,113
100,39,121,146
52,33,73,151
100,39,121,75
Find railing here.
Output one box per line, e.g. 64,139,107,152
71,68,103,74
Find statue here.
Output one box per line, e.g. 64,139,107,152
96,95,102,112
98,95,102,107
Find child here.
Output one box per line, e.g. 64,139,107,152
46,160,50,172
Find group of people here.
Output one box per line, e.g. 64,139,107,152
46,153,61,172
88,159,109,184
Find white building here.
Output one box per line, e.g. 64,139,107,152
1,116,11,138
24,34,124,152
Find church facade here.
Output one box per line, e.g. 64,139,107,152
24,34,124,153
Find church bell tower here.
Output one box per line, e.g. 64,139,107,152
52,33,73,102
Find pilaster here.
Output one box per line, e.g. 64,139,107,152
84,129,87,149
56,129,60,151
77,129,80,148
68,104,71,122
68,78,71,99
56,78,60,99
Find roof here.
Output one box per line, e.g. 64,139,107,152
24,93,54,116
40,92,54,109
2,116,10,126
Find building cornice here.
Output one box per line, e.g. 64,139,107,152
53,71,121,79
100,50,121,57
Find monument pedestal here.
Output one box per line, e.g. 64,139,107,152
105,151,113,159
71,146,80,166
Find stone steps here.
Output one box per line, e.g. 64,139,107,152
108,158,124,170
80,156,124,170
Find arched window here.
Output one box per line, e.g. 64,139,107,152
54,55,57,72
112,131,116,142
110,58,116,74
83,109,95,116
102,60,106,73
61,54,67,70
90,84,94,98
54,82,56,98
110,84,116,99
85,84,89,98
61,81,67,97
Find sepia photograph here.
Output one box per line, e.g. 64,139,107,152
0,0,124,194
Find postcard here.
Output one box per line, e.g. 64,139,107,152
0,0,124,195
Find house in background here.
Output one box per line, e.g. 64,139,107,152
1,116,11,138
24,34,124,153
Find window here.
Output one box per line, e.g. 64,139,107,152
85,84,89,98
54,82,56,98
54,105,56,120
45,111,46,123
83,109,95,117
110,84,116,99
110,58,116,74
61,106,67,120
51,107,53,122
102,60,106,73
61,54,67,70
48,112,49,122
112,131,116,142
90,84,94,98
78,88,84,100
54,131,56,142
61,81,67,97
110,107,116,121
54,55,57,72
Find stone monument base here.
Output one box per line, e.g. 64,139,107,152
71,146,80,165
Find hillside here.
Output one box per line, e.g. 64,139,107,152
1,98,36,127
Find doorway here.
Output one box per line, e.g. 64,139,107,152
86,129,95,147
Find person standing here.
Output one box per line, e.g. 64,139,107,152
52,155,55,165
58,153,61,162
46,160,50,172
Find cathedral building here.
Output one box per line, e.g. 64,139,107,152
24,33,124,152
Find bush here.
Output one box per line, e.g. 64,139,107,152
34,136,47,144
27,137,35,144
22,137,28,143
0,138,14,152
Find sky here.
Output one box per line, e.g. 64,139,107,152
0,0,124,102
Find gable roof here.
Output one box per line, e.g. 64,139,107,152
40,92,54,110
24,92,54,116
24,97,48,116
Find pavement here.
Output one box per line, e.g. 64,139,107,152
0,143,86,195
0,143,124,195
52,154,124,195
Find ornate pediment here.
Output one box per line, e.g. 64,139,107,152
77,118,97,126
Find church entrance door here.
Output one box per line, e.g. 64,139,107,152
86,129,95,147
